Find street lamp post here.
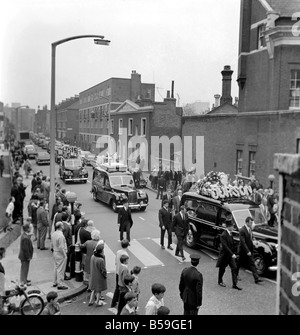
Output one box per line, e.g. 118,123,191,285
15,105,29,143
49,35,110,231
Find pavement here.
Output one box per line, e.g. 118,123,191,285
0,147,88,308
0,157,157,310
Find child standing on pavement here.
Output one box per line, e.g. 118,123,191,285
130,266,141,301
4,197,15,232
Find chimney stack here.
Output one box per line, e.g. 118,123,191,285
220,65,233,105
171,81,174,98
166,91,170,98
214,94,221,108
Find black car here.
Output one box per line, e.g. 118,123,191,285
91,163,149,212
59,158,88,183
181,192,278,276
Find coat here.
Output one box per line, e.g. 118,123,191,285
158,207,171,229
36,206,49,228
173,195,182,214
118,207,133,232
88,254,107,292
161,193,173,211
216,230,236,268
81,240,98,275
238,225,254,255
18,233,33,262
172,212,189,237
179,266,203,307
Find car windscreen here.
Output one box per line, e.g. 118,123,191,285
38,152,49,157
65,159,82,168
232,207,267,229
109,175,134,187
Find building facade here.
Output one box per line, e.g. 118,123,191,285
34,106,50,137
78,70,155,151
56,96,79,145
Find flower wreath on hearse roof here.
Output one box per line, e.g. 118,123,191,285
196,171,252,200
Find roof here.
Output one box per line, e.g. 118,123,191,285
264,0,300,16
112,99,153,114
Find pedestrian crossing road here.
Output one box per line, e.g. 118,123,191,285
105,237,192,273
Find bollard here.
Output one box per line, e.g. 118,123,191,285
74,243,83,282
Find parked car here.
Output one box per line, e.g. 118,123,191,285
83,152,97,167
59,157,88,183
181,192,278,276
35,151,50,165
24,144,38,159
91,163,149,212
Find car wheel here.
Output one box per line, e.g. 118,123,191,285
140,206,146,211
253,253,266,276
185,229,197,248
93,191,98,202
111,200,119,213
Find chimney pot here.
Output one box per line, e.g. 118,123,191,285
167,91,170,98
171,81,174,98
214,94,221,108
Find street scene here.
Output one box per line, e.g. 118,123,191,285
0,0,300,319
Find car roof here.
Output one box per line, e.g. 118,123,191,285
93,166,132,175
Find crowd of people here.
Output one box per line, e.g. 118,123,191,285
0,142,277,315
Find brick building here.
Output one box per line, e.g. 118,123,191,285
34,106,50,136
108,86,182,170
78,70,155,151
181,0,300,189
274,153,300,315
56,96,79,145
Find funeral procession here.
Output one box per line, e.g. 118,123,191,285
1,0,300,319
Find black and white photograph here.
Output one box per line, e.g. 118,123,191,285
0,0,300,320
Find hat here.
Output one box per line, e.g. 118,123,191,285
190,254,201,261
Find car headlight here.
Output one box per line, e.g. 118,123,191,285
138,191,145,197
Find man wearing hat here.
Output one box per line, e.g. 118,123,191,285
216,218,242,290
179,253,203,315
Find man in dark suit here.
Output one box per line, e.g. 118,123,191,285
173,189,183,214
216,219,242,290
158,200,173,250
118,199,133,244
161,188,173,212
156,175,166,200
18,222,34,286
237,216,263,284
179,254,203,315
173,205,190,261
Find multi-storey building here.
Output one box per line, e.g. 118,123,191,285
56,96,79,145
78,70,155,151
34,106,50,136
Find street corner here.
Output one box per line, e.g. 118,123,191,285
0,223,22,249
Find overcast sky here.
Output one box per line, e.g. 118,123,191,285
0,0,241,110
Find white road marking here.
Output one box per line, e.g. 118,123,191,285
152,238,191,263
106,292,113,299
108,307,118,315
139,217,145,221
104,243,117,273
128,240,164,267
87,180,91,183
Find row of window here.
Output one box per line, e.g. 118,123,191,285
236,150,256,178
79,88,111,105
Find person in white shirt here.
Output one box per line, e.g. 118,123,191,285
51,221,68,290
145,283,166,315
4,197,15,232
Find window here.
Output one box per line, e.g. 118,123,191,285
290,70,300,109
196,202,218,224
248,151,256,178
257,25,265,49
141,118,146,136
128,118,133,136
118,119,123,135
236,150,243,175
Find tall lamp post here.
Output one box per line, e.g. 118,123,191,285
49,35,110,230
268,174,275,189
15,105,29,143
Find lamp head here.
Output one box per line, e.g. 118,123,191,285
94,39,110,46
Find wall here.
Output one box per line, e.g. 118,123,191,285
274,153,300,315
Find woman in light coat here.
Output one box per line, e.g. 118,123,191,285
88,242,107,307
